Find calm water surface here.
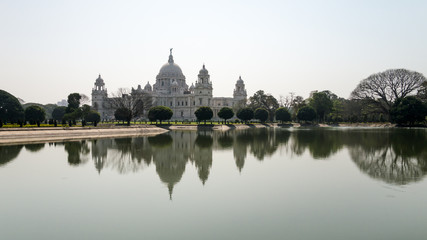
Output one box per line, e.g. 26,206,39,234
1,128,427,240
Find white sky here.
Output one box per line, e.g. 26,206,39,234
1,0,426,104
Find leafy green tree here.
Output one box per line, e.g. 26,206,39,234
148,106,173,124
84,110,101,126
297,106,316,122
275,107,291,123
390,96,427,125
309,91,333,122
254,108,269,123
417,81,427,103
290,95,305,118
25,105,46,126
248,90,279,121
81,104,91,119
114,107,132,125
64,93,83,125
63,108,82,123
329,99,344,123
218,107,234,124
0,89,24,126
195,106,213,124
52,106,66,121
22,103,56,119
66,93,81,113
236,107,254,123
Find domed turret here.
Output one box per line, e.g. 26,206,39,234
144,81,152,91
237,76,244,84
234,75,247,101
94,74,105,90
199,64,208,75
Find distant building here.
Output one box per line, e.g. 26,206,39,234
92,49,247,120
57,99,68,107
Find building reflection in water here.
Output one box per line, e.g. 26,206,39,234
2,128,427,198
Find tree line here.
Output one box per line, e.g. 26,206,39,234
1,68,426,127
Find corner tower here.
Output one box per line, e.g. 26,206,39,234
194,64,213,107
233,76,247,102
91,74,109,119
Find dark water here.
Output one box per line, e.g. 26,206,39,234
1,128,427,240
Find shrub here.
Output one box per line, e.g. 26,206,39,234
195,106,213,124
390,96,427,125
297,106,316,122
275,107,291,123
218,107,234,124
236,108,254,123
85,110,101,126
254,108,268,123
25,105,46,126
148,106,173,124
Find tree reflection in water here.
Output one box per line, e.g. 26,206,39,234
1,127,426,199
24,143,46,153
347,129,427,185
63,141,90,166
0,144,24,167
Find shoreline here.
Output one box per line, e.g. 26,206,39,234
0,125,168,145
0,122,407,145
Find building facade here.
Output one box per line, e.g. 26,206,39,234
92,50,247,120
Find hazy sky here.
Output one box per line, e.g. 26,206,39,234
1,0,426,104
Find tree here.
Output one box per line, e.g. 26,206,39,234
195,106,213,124
111,88,152,122
114,107,132,125
351,69,426,114
275,107,291,123
217,107,234,124
79,94,90,105
390,96,427,125
254,108,269,123
329,99,344,123
52,106,66,121
309,91,333,122
148,106,173,124
417,81,427,103
0,89,24,126
65,93,82,125
81,104,91,119
84,110,101,126
297,106,316,122
248,90,279,121
236,107,254,123
25,105,46,126
66,93,81,112
22,103,56,119
290,95,305,120
279,92,295,109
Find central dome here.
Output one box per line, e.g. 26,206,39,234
158,62,184,77
157,49,185,78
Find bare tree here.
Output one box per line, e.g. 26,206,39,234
279,92,295,109
351,69,426,113
79,94,91,106
110,88,152,121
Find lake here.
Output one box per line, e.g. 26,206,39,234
1,127,427,240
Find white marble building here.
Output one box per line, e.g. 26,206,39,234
92,49,247,120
